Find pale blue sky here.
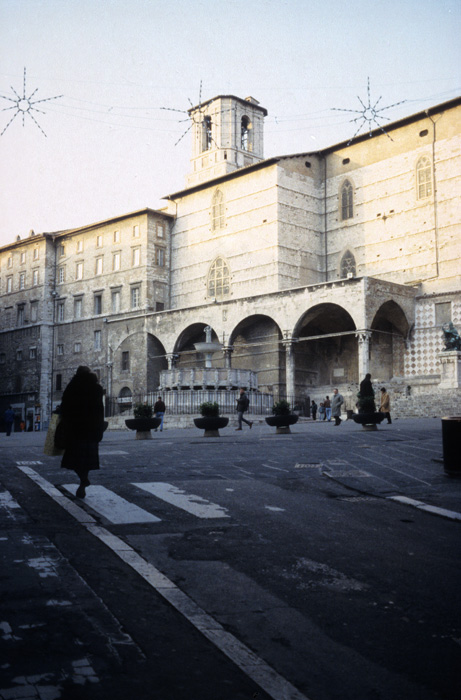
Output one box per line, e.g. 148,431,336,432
0,0,459,246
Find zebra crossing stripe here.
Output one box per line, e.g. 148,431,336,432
62,485,161,524
133,482,229,519
17,466,310,700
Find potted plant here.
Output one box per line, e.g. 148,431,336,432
352,393,385,431
265,399,299,434
194,401,229,437
125,402,161,439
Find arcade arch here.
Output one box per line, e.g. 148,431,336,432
229,314,284,395
294,304,358,390
370,301,409,380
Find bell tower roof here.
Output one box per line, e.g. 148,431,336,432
186,94,267,187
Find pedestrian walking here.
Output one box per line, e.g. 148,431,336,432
331,388,344,426
235,388,253,431
58,366,105,498
324,396,331,422
318,402,326,420
311,400,317,420
379,387,392,424
4,406,14,436
153,396,166,432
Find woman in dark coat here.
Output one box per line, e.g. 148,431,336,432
60,366,105,498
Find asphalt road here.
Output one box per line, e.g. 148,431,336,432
1,417,460,700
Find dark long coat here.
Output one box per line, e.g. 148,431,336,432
60,372,105,474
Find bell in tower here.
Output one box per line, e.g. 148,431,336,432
186,95,267,187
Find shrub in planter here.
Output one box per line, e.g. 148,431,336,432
194,402,228,436
134,402,153,419
199,401,220,417
266,399,298,433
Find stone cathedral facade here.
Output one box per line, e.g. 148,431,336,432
1,94,460,429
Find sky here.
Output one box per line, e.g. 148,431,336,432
0,0,459,248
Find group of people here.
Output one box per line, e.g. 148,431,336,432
310,378,392,426
310,388,344,426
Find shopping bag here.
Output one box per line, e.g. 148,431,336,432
43,413,65,456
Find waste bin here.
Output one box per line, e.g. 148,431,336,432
441,416,461,476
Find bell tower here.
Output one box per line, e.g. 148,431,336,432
186,95,267,187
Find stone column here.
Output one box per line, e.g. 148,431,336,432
438,351,461,389
282,338,298,401
222,345,233,369
356,331,371,381
166,353,178,370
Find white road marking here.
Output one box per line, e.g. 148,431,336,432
133,482,229,519
265,506,285,512
99,450,129,455
389,495,461,522
0,490,21,510
16,460,43,465
262,463,289,472
62,485,161,524
18,466,310,700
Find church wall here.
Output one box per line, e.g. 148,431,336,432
170,166,282,307
276,156,324,288
325,106,461,296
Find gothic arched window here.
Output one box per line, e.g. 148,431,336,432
341,180,353,220
211,190,225,231
241,116,251,151
207,258,230,299
416,156,432,199
340,250,356,278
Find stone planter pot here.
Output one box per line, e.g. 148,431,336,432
125,417,161,439
193,416,229,437
265,414,299,434
351,412,385,431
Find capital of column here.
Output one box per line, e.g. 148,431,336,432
166,353,179,369
355,330,372,345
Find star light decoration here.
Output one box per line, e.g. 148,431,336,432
161,81,230,147
332,78,406,145
0,68,63,137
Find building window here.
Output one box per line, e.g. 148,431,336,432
96,235,103,248
94,294,102,315
7,276,13,293
56,373,62,390
207,258,230,299
131,286,141,309
94,330,102,351
77,240,83,253
132,247,140,267
19,272,26,290
74,298,83,319
113,252,121,271
0,353,5,364
157,222,165,239
20,251,26,264
121,351,130,371
59,244,65,256
16,350,22,361
95,256,103,275
111,289,121,313
202,116,212,151
29,347,37,359
30,302,38,322
211,189,225,231
58,266,65,284
155,302,165,312
57,302,65,322
133,225,140,238
435,302,451,326
241,116,251,151
33,248,39,260
57,344,64,356
76,262,83,280
340,251,357,278
114,230,120,243
416,156,432,199
74,342,81,353
155,248,165,267
341,180,353,220
32,269,39,286
7,256,13,268
17,305,25,326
